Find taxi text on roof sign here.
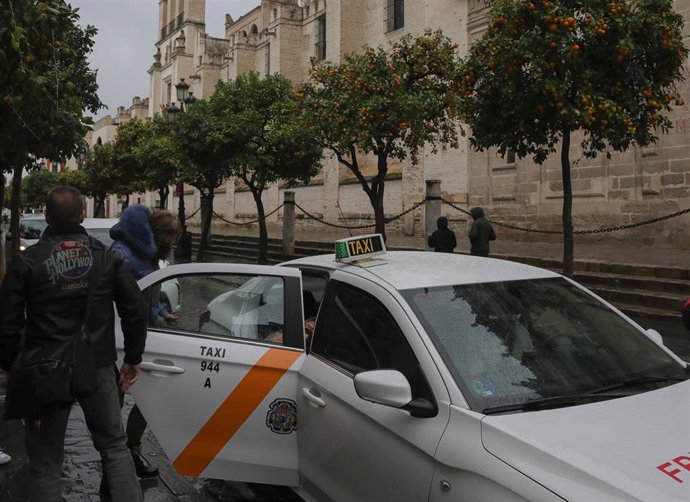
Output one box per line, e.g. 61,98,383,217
335,234,386,264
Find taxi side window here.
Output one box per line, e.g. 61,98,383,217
311,281,424,394
143,273,292,346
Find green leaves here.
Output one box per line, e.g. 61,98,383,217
459,0,687,161
299,30,463,236
0,0,102,168
168,73,322,197
302,30,462,164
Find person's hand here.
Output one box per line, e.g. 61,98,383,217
118,363,141,393
265,330,284,344
164,312,180,326
304,318,316,345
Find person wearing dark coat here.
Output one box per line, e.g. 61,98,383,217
468,207,496,257
0,186,146,502
427,216,457,253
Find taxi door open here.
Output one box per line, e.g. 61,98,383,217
115,263,305,486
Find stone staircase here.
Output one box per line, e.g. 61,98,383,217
190,233,687,322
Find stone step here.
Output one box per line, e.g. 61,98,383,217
587,285,685,313
613,302,681,322
189,233,688,319
494,252,690,281
201,234,690,282
572,270,690,296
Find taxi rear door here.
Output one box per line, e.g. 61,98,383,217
115,263,304,486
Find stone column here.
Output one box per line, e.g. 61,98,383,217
283,191,295,256
425,180,441,241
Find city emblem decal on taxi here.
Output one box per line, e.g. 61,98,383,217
266,398,297,434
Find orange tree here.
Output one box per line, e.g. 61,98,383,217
171,97,234,261
110,117,180,210
299,30,462,239
459,0,687,277
0,0,101,260
212,73,322,264
134,115,181,210
77,143,118,217
110,118,150,202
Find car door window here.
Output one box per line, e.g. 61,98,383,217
311,281,423,393
143,273,293,346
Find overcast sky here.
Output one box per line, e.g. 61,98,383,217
69,0,260,119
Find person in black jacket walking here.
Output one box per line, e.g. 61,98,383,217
0,186,147,502
468,207,497,257
427,216,457,253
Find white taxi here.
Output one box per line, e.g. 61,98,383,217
117,234,690,502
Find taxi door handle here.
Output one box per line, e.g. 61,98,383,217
302,387,326,408
140,361,185,374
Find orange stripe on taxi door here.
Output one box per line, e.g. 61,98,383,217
172,348,301,476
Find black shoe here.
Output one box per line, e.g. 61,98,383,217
131,448,159,478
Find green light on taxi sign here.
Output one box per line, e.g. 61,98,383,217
335,242,349,260
334,234,386,263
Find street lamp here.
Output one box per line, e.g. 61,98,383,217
175,77,190,103
166,78,198,248
166,102,181,123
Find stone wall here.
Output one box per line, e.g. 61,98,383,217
104,0,690,247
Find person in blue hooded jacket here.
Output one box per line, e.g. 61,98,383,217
110,205,180,326
106,205,180,483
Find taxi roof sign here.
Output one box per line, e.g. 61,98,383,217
335,234,387,264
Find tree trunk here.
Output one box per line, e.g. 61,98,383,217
561,127,574,278
197,192,214,261
252,190,268,265
371,190,386,240
158,185,169,209
10,165,23,255
372,154,388,240
177,184,186,231
95,195,106,218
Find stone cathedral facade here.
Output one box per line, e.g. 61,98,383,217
92,0,690,247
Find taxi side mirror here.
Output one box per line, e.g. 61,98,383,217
354,369,437,418
354,369,412,408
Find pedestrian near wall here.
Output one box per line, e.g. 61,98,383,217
106,205,180,484
468,207,497,257
427,216,457,253
0,186,147,502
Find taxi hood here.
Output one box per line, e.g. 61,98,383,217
481,380,690,501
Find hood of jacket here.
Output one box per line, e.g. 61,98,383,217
470,207,485,220
109,204,157,260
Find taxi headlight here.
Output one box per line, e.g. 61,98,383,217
19,245,26,251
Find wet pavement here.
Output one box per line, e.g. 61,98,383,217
0,374,301,502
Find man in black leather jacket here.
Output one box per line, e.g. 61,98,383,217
0,186,147,502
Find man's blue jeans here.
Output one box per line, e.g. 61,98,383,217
25,364,143,502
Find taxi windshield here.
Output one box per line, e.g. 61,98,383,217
402,277,686,413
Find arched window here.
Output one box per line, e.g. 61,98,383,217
249,24,259,43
